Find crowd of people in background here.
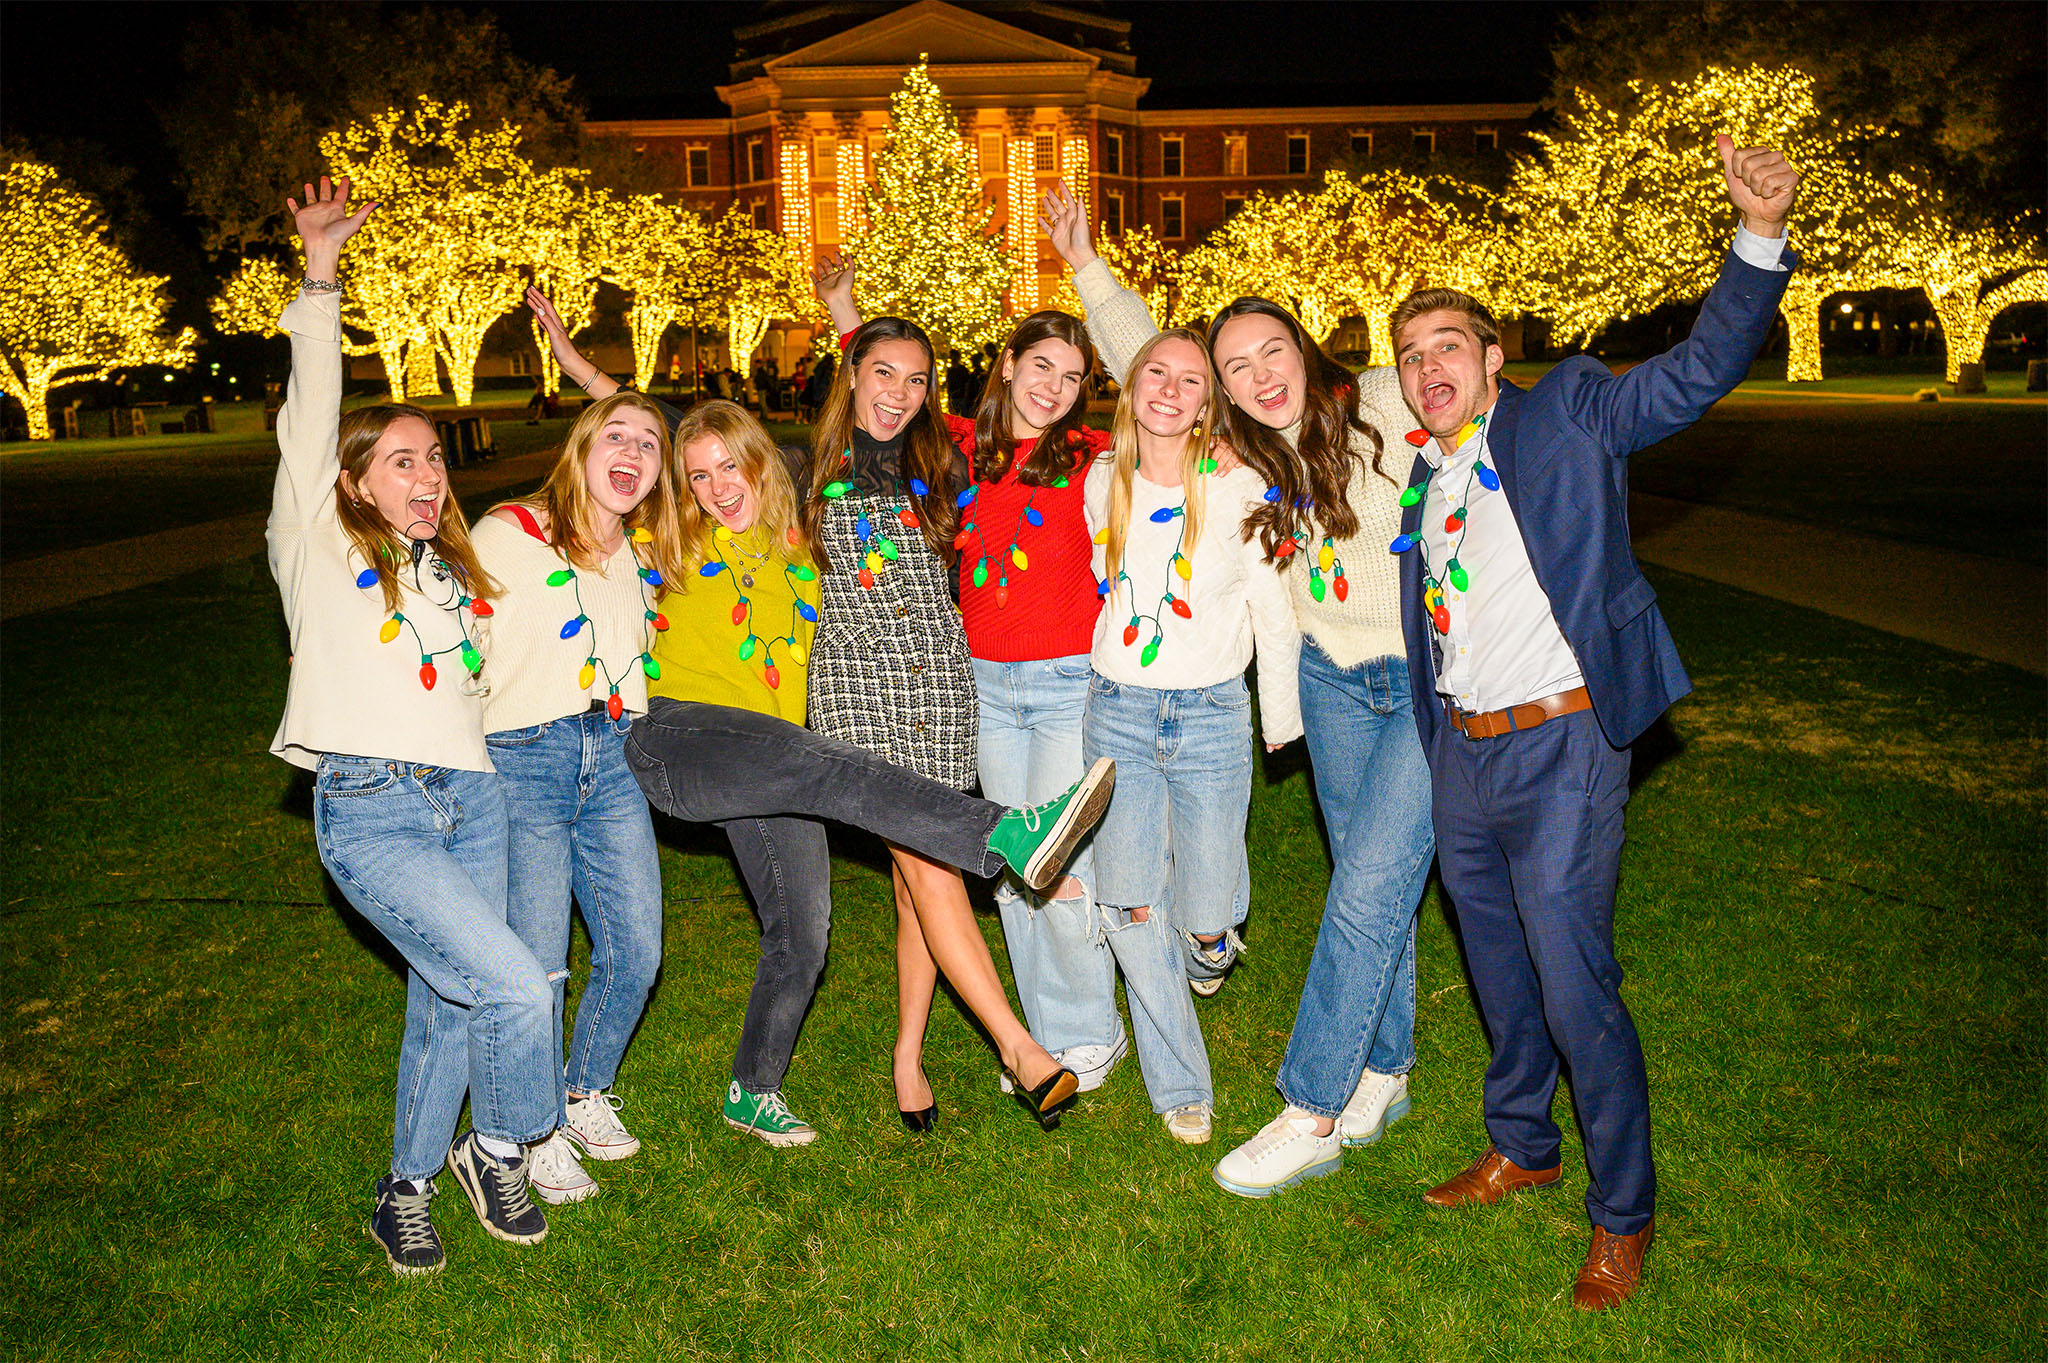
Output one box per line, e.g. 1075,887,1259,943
269,134,1801,1312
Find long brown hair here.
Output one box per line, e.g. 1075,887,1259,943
1205,297,1387,564
1100,330,1219,584
503,392,686,586
336,405,497,612
668,399,809,585
801,317,964,571
969,310,1096,486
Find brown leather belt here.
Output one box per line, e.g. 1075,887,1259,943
1446,686,1592,740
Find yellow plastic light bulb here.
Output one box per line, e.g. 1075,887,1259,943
1011,548,1028,570
1175,554,1192,581
715,526,733,543
578,662,596,690
1318,544,1334,571
1092,528,1109,544
632,527,653,543
865,552,884,572
379,618,402,644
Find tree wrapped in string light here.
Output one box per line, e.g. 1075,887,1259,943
0,159,196,440
848,60,1012,357
1505,65,1897,380
1882,174,2048,382
1176,185,1349,343
712,204,818,370
522,181,614,397
1047,223,1182,329
598,194,720,391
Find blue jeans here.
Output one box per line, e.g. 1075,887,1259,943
313,756,556,1180
1275,644,1436,1118
1083,672,1254,1113
492,711,664,1119
974,654,1122,1058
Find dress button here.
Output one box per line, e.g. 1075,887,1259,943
895,606,906,617
913,663,924,673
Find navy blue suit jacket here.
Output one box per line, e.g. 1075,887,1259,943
1402,247,1796,751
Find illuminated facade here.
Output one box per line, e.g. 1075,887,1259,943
588,0,1535,335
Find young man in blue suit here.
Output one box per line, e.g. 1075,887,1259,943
1389,138,1800,1310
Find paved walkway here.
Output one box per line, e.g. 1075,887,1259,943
4,468,2041,675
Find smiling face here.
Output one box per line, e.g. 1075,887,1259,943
850,338,932,439
681,431,759,533
344,415,446,538
1212,312,1307,429
582,408,664,519
1127,336,1211,440
1001,336,1088,438
1396,308,1505,444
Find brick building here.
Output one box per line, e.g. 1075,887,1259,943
583,0,1536,369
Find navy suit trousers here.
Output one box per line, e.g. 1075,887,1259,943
1428,706,1654,1234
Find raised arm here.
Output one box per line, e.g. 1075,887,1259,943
526,285,620,398
1570,139,1799,455
812,251,861,337
1041,183,1158,385
271,176,375,544
1239,483,1304,748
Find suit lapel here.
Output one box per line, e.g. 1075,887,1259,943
1488,378,1525,513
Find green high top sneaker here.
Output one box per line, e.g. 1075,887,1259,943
723,1082,819,1147
987,758,1117,893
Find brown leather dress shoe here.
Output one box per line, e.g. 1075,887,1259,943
1422,1145,1563,1208
1572,1220,1654,1310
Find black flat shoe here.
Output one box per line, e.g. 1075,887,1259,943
1011,1065,1079,1131
898,1105,937,1133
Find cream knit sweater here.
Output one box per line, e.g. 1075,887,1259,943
266,291,492,771
1072,259,1411,668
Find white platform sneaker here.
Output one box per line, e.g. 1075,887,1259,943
1337,1069,1411,1147
1212,1106,1342,1198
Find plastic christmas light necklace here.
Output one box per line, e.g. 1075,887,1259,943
1096,454,1219,667
697,524,819,690
952,433,1087,609
546,527,668,718
356,542,491,692
819,449,960,590
1386,415,1498,635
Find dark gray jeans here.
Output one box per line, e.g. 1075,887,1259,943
625,699,1011,1093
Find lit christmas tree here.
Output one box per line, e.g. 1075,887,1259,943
598,194,720,390
711,204,818,371
850,59,1012,359
0,158,196,440
1883,173,2048,383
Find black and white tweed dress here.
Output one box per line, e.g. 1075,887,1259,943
806,431,978,790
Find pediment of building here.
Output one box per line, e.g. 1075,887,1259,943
763,0,1098,72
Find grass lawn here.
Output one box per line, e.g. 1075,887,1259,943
2,542,2041,1358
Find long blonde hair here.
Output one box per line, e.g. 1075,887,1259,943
668,399,809,584
505,392,685,585
335,405,497,612
1101,329,1220,584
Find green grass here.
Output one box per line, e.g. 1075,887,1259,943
2,537,2042,1358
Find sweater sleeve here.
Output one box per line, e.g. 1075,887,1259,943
267,289,345,615
1072,258,1162,388
1239,484,1304,744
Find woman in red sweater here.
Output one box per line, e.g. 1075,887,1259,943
814,259,1126,1095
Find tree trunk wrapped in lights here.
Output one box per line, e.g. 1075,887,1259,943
713,205,817,372
319,97,582,406
522,180,613,397
599,194,719,391
0,159,196,440
847,60,1012,359
1505,65,1900,380
1881,175,2048,383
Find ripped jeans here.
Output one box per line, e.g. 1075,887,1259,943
1083,671,1254,1114
493,710,665,1126
975,655,1122,1059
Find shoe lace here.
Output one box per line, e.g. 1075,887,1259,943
389,1180,436,1252
530,1134,582,1183
573,1090,629,1141
754,1091,797,1128
1584,1231,1634,1281
1245,1109,1320,1159
489,1152,539,1221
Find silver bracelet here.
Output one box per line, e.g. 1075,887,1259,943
300,277,343,294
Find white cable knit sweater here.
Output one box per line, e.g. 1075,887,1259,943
1072,258,1411,668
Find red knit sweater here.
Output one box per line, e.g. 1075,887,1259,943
946,413,1110,661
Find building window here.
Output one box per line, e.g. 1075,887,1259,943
1035,133,1057,174
979,131,1004,176
751,201,771,230
812,135,837,179
1413,129,1435,156
1223,134,1247,177
1475,129,1498,154
814,192,839,246
1102,191,1124,238
747,139,767,182
1350,132,1373,159
1104,129,1123,175
1161,136,1183,178
508,350,534,377
1287,134,1309,175
686,146,711,187
1222,194,1245,221
1161,196,1184,240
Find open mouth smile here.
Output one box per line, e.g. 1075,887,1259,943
1421,381,1457,415
1254,383,1289,412
607,464,641,497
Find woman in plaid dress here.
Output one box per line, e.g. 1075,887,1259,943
800,315,1078,1130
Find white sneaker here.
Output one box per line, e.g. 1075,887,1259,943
1212,1107,1342,1198
998,1033,1130,1095
564,1089,642,1161
1162,1103,1214,1145
1337,1069,1411,1148
526,1131,600,1205
1187,928,1245,998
